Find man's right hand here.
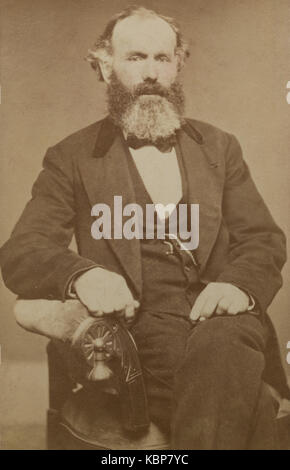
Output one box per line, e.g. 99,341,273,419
73,267,139,322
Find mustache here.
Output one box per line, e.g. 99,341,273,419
133,82,170,98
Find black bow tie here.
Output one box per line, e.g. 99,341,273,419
126,135,177,153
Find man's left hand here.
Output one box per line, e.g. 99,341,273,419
190,282,250,322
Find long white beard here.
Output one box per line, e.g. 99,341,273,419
120,95,182,143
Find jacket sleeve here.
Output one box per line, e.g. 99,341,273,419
0,145,98,300
216,134,287,313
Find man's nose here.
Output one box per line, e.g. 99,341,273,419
142,60,158,82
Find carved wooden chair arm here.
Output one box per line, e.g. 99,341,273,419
14,298,150,432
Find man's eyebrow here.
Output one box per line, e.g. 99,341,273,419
126,51,147,58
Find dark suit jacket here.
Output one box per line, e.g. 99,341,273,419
0,116,288,396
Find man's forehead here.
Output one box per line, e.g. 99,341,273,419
111,15,177,55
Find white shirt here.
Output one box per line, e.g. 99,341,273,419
129,145,182,219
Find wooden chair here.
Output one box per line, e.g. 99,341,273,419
14,299,169,450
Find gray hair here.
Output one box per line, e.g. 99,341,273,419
86,5,190,81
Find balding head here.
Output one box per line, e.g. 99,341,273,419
111,12,177,58
86,6,189,84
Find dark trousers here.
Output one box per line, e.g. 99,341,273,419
130,311,278,450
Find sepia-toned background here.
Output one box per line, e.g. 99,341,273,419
0,0,289,449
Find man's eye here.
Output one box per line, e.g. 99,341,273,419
128,56,143,62
157,56,170,62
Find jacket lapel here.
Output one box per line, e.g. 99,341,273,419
177,124,223,273
77,118,142,298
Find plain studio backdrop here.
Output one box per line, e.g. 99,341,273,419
0,0,289,447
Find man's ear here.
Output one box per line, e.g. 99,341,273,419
98,51,113,84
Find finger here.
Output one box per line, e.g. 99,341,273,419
122,292,140,312
101,302,117,314
104,286,131,313
81,298,103,315
226,301,245,315
133,300,140,309
198,297,219,319
189,294,206,321
113,297,128,312
102,293,136,317
125,299,140,325
215,305,225,314
215,297,231,315
90,309,104,317
190,291,209,321
124,303,136,322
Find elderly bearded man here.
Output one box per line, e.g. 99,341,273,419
0,7,289,450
